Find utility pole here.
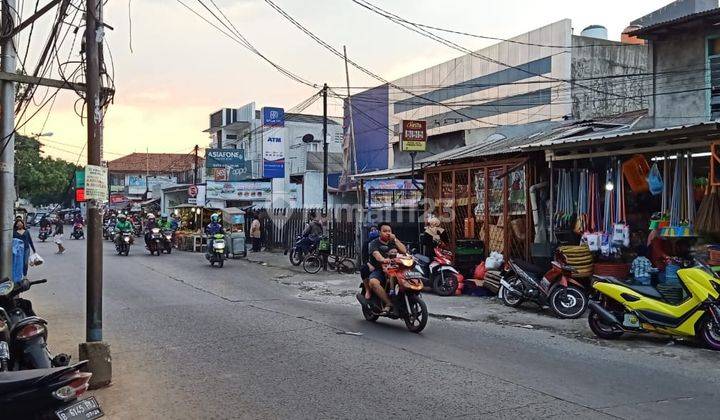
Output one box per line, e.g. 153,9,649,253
193,144,199,184
322,83,328,214
80,0,111,389
343,46,363,267
0,0,17,280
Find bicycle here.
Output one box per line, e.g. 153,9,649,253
303,246,357,275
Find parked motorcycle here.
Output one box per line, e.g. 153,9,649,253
0,361,103,420
38,226,51,242
413,246,461,296
206,234,226,268
588,259,720,350
499,257,588,319
162,230,174,254
147,228,163,256
71,223,84,240
288,235,319,266
355,252,429,333
0,279,70,370
115,232,132,256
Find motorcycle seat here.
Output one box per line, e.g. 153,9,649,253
512,259,546,276
0,367,67,395
414,254,431,265
595,276,664,300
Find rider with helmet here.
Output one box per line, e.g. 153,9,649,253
144,213,158,247
205,214,225,257
115,213,134,246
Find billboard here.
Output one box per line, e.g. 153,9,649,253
263,135,285,179
206,149,245,169
84,165,108,202
262,107,285,127
400,120,427,152
205,181,272,201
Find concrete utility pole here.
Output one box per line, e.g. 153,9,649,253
322,83,328,213
79,0,111,389
194,144,199,184
0,0,17,280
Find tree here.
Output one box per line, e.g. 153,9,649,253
15,134,79,206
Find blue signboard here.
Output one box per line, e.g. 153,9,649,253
262,107,285,127
206,149,245,169
263,136,285,178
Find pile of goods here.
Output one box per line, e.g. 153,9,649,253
557,245,593,278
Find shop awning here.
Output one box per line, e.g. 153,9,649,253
350,167,414,180
518,121,720,161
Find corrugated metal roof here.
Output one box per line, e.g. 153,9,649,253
629,7,720,37
350,167,413,180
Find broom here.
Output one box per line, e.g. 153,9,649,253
696,185,720,242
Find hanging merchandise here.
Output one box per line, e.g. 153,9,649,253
554,170,575,231
696,185,720,241
662,152,696,238
622,154,650,193
647,162,664,196
603,167,615,234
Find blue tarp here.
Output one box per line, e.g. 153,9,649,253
11,238,24,283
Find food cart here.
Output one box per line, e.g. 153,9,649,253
222,207,246,258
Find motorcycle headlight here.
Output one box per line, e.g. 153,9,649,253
165,235,172,240
124,237,130,243
213,242,225,250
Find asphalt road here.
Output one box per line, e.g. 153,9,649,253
24,231,720,419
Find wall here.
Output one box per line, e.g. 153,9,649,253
570,35,649,120
652,27,717,126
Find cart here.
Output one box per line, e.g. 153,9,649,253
222,207,247,258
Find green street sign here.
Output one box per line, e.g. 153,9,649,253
75,169,85,188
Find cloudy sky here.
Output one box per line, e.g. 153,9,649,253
18,0,670,162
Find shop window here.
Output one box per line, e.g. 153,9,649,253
708,38,720,120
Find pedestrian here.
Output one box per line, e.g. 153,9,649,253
250,215,261,252
12,219,35,278
52,216,66,254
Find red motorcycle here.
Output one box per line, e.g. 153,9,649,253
413,245,463,296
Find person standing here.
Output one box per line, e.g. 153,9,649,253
13,219,36,277
52,216,66,254
250,216,261,252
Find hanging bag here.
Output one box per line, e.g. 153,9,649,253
647,162,664,196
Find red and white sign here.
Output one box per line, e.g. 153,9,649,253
75,188,85,203
188,185,198,198
401,120,427,152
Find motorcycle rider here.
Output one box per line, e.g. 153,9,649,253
367,222,408,314
158,214,173,231
144,213,158,247
205,214,225,257
420,216,450,260
114,213,134,246
38,215,50,235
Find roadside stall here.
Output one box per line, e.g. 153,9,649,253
221,207,247,258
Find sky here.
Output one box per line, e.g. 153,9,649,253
17,0,672,162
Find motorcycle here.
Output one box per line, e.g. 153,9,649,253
147,228,163,256
288,235,319,266
115,232,132,256
0,361,103,420
133,222,143,238
162,230,174,254
355,252,429,333
499,256,588,319
0,279,70,370
38,226,51,242
103,225,115,241
71,223,84,240
413,246,462,296
206,233,226,268
588,259,720,350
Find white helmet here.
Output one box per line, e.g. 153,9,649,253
147,213,155,219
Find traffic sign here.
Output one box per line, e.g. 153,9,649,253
188,185,198,198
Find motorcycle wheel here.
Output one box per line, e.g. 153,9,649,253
289,249,303,266
499,278,525,307
587,308,624,339
432,271,459,297
404,295,428,333
699,316,720,350
217,259,224,268
124,247,130,256
549,285,587,319
362,304,379,322
337,258,357,274
303,255,323,274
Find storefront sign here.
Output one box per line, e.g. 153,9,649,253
262,107,285,127
84,165,108,202
127,175,146,195
75,188,85,203
206,149,246,169
263,136,285,178
401,120,427,152
229,166,251,181
188,198,197,205
365,178,423,208
206,181,272,201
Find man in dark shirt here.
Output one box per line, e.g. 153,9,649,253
367,222,407,313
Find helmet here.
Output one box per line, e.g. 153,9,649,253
147,213,155,219
210,214,219,222
161,214,168,220
118,213,127,220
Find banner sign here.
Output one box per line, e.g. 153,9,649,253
75,170,85,188
84,165,108,202
229,166,251,182
262,107,285,127
263,136,285,178
206,181,272,201
75,188,85,203
205,149,246,169
401,120,427,152
213,168,229,181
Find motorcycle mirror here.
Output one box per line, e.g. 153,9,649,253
0,280,13,297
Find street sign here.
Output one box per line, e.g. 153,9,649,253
84,165,108,202
75,188,85,202
75,169,85,188
188,198,197,205
188,185,198,198
401,120,427,152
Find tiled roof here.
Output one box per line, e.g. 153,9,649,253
107,153,202,173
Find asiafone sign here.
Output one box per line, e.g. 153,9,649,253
262,107,285,127
401,120,427,152
206,149,245,169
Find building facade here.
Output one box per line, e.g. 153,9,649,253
107,153,201,201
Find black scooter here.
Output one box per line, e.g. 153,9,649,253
0,361,103,419
0,278,70,370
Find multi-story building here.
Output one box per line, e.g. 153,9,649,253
205,102,344,208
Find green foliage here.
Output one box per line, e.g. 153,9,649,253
15,135,79,206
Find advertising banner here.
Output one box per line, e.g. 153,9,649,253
401,120,427,152
84,165,108,202
205,181,272,201
262,107,285,127
205,149,245,169
263,135,285,179
365,178,423,208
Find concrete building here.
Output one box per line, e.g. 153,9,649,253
206,103,344,208
107,153,201,201
346,19,650,172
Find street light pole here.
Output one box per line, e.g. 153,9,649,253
0,0,17,280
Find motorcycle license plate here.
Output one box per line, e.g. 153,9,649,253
55,396,104,420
